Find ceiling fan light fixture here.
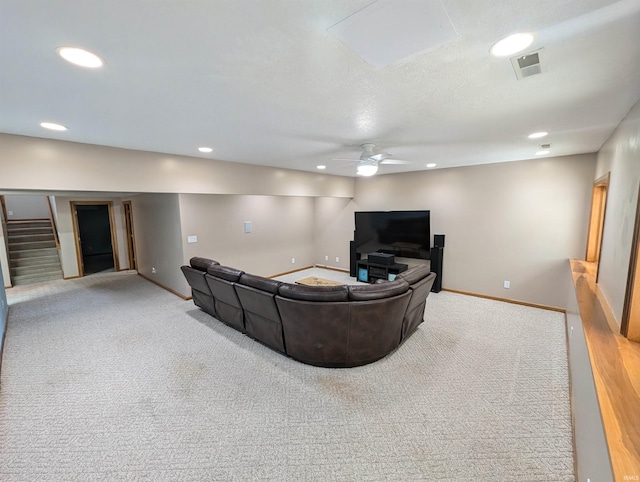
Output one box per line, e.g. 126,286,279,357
490,33,534,57
357,163,378,176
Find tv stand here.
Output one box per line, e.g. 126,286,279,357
356,260,408,283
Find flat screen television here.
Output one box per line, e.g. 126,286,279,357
354,210,431,260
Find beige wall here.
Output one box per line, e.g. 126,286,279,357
0,133,354,198
3,194,49,220
131,193,186,295
0,133,599,309
313,197,357,271
594,99,640,324
53,197,129,278
179,194,315,279
353,154,596,308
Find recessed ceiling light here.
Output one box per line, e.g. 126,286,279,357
426,163,437,168
316,165,326,170
528,131,548,139
490,33,534,57
40,122,67,131
536,150,550,156
56,47,104,68
198,147,213,153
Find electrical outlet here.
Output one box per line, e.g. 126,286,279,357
503,280,510,289
291,258,295,264
187,235,197,243
335,257,340,263
152,267,157,274
7,211,12,216
325,255,329,261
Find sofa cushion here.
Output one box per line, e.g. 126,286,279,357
396,264,431,285
190,257,219,271
238,273,281,294
278,283,348,302
207,265,244,282
348,278,409,301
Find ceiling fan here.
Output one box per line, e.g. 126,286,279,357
332,143,411,176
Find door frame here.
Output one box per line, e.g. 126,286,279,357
621,180,640,340
122,200,137,270
70,201,120,276
585,173,610,280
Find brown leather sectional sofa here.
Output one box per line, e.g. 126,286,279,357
181,257,436,368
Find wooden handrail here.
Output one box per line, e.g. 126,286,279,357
46,196,61,250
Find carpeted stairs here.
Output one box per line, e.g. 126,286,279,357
6,220,63,286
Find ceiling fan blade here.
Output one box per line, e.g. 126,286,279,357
380,159,411,165
369,152,392,162
331,158,361,162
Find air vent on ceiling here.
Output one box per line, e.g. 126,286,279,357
539,143,551,149
510,48,545,80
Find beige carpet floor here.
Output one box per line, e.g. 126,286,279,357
0,270,574,481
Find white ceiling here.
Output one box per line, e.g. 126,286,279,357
2,0,640,177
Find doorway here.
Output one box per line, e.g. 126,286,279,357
122,201,137,270
622,181,640,341
585,173,610,278
71,202,119,276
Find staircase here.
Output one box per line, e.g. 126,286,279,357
6,220,63,286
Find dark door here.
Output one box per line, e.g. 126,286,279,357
76,204,115,275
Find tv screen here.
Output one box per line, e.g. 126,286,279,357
354,210,430,260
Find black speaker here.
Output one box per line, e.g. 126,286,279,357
368,252,395,265
434,234,445,248
430,247,443,293
349,241,360,277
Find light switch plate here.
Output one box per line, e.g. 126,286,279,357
187,235,198,243
244,221,252,233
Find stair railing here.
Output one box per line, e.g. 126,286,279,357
0,196,12,286
46,196,61,250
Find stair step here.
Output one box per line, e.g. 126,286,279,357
7,233,55,243
6,220,52,230
8,240,57,251
8,247,58,259
5,227,53,236
10,255,60,267
11,263,62,276
12,271,63,286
